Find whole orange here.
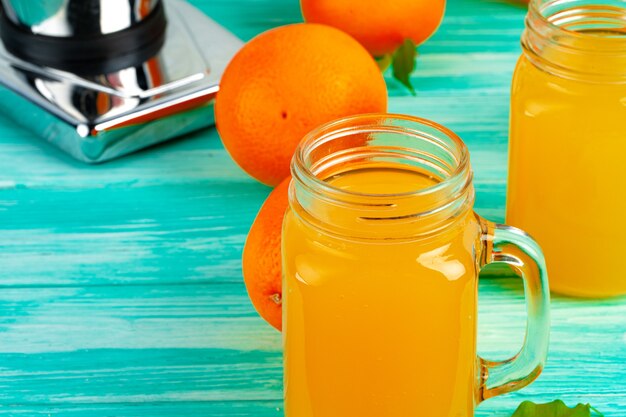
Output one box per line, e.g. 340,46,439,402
215,23,387,186
242,178,291,331
301,0,446,56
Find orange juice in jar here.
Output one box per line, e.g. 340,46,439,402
283,115,551,417
507,0,626,297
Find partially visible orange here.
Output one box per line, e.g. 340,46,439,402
301,0,446,56
215,23,388,186
242,178,291,331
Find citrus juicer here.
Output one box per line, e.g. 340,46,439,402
0,0,242,163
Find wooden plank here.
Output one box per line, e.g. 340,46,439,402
0,401,284,417
0,182,264,287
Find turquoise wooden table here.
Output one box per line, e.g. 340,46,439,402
0,0,624,415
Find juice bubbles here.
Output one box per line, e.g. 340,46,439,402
283,115,550,417
507,0,626,297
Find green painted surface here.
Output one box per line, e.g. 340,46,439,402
0,0,624,415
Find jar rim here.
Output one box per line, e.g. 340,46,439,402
289,113,475,240
528,0,626,47
291,113,470,201
524,0,626,81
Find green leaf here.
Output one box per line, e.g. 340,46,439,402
375,54,393,72
511,400,604,417
391,38,417,95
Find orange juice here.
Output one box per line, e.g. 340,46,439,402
507,2,626,297
283,166,482,417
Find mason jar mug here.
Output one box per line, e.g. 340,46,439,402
282,114,551,417
508,0,626,297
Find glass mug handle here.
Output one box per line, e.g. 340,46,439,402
476,218,551,402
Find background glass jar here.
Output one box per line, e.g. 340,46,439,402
507,0,626,297
283,114,550,417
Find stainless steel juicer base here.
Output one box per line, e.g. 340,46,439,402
0,0,242,163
